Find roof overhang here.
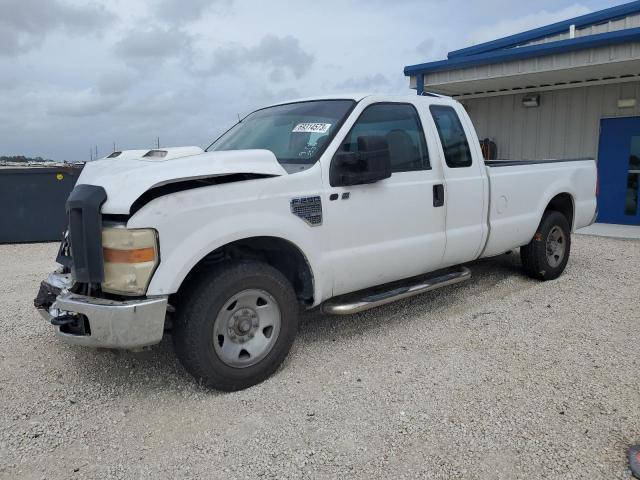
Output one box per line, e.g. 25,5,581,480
404,1,640,98
404,27,640,77
416,58,640,99
447,1,640,58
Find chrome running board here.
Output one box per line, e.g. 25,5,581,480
322,267,471,315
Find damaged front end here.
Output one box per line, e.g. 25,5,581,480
35,259,168,350
34,185,168,349
33,270,89,335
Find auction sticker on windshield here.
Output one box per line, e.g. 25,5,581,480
292,123,332,134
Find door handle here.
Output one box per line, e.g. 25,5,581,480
433,184,445,207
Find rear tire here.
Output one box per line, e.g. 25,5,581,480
173,261,298,391
520,210,571,281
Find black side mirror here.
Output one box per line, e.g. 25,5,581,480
330,135,392,187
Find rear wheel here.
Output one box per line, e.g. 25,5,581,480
520,210,571,281
173,261,298,391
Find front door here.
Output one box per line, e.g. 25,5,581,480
598,117,640,225
325,102,447,296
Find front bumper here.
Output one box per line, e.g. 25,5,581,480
35,274,168,349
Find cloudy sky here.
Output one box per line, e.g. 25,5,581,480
0,0,623,161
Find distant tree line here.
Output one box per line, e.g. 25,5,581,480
0,155,54,163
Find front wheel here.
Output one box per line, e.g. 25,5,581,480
173,261,298,391
520,210,571,281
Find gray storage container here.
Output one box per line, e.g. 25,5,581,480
0,165,84,243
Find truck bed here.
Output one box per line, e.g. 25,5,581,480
481,158,598,258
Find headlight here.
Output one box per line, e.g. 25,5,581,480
101,227,159,295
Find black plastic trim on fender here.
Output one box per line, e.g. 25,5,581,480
62,184,107,283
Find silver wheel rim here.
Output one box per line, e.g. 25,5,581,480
546,226,566,268
213,289,281,368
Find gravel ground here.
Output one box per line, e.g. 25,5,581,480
0,235,639,480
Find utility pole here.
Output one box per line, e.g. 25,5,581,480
113,142,116,152
90,148,93,161
95,145,98,159
157,137,160,148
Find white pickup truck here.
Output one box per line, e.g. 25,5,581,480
35,93,597,391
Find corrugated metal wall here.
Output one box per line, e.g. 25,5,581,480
523,13,640,46
0,166,82,243
424,42,640,90
462,82,640,160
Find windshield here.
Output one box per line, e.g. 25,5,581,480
207,100,355,165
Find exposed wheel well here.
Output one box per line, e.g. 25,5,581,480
177,237,314,306
545,193,574,230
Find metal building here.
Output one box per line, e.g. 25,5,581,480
404,1,640,225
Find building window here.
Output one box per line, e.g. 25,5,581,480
625,136,640,216
430,105,473,168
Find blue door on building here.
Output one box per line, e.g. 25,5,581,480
597,117,640,225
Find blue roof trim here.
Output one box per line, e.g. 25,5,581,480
404,27,640,76
448,0,640,59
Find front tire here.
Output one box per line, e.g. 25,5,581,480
173,261,298,391
520,210,571,281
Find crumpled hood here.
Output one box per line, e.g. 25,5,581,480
77,147,287,214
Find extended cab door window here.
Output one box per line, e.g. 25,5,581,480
339,103,430,173
429,105,473,168
429,104,486,267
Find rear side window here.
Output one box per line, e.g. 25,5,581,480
340,103,430,173
430,105,473,168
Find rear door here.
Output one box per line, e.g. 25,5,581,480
324,100,447,296
428,104,487,266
